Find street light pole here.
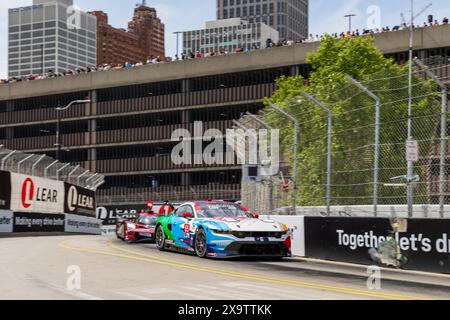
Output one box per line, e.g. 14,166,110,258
56,101,61,162
55,99,91,161
173,31,183,58
344,14,357,32
407,0,415,218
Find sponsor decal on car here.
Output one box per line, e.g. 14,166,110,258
184,223,190,236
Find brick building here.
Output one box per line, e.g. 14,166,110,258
128,3,165,59
89,11,145,66
89,2,165,66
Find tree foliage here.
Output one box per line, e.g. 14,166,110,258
264,35,441,206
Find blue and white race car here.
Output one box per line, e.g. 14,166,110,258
155,201,292,258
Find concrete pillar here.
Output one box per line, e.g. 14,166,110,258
5,128,14,140
6,101,14,112
182,79,190,93
88,89,98,172
181,110,190,124
290,65,300,76
89,90,97,115
181,172,190,186
89,119,97,133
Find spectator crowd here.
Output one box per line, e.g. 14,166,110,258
1,16,448,86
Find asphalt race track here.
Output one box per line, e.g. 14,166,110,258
1,235,449,300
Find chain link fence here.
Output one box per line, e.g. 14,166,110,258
241,57,450,217
0,145,104,190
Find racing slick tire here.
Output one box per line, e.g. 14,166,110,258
155,225,166,251
194,228,208,258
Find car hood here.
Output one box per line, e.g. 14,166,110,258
198,217,283,232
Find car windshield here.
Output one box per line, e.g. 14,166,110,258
138,216,157,225
196,203,250,218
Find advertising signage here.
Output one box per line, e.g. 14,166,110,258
64,183,96,217
0,171,11,210
6,173,97,216
13,212,65,233
10,173,65,214
304,217,450,274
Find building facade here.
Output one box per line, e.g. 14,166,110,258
1,26,450,206
89,11,146,65
127,3,165,59
8,0,97,78
182,18,279,55
217,0,309,40
89,2,165,66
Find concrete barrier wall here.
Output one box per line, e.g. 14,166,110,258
304,217,450,274
0,170,101,235
263,213,450,274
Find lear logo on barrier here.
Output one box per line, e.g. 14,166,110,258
20,177,58,209
67,186,94,212
21,178,34,209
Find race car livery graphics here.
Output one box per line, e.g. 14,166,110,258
116,213,158,243
155,201,292,258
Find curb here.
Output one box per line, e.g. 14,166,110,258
289,256,450,289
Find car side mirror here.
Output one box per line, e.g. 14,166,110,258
182,212,194,219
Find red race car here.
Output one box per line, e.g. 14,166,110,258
116,213,158,243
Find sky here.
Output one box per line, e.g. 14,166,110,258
1,0,450,78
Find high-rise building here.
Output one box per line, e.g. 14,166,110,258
128,1,165,59
89,11,146,65
183,18,279,55
89,2,165,66
217,0,309,41
8,0,97,78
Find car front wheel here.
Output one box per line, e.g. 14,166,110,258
194,229,208,258
155,225,166,251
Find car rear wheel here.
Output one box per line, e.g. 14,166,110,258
194,229,208,258
155,225,166,251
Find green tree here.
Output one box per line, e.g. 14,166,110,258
265,35,441,206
